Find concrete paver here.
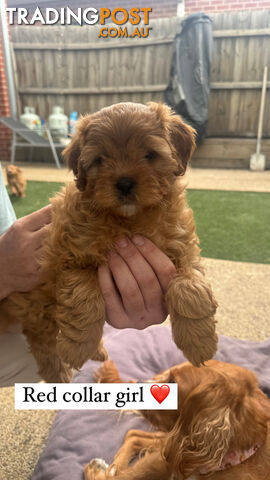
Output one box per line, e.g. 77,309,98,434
2,162,270,192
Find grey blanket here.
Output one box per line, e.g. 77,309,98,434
32,325,270,480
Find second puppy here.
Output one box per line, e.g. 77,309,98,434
6,164,26,198
85,360,270,480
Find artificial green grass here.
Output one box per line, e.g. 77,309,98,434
9,181,270,264
9,180,64,219
187,190,270,264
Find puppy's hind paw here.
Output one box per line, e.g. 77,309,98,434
84,458,108,480
94,360,123,384
90,459,109,471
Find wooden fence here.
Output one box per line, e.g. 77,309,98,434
10,17,177,119
208,9,270,138
10,9,270,139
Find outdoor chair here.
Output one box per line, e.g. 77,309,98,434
0,117,64,168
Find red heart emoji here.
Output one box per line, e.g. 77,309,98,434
150,384,170,404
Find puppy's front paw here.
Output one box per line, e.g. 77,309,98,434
94,360,123,383
171,314,218,366
166,274,218,320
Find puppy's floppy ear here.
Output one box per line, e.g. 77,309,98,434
148,102,196,176
62,115,90,191
164,382,232,477
168,115,196,175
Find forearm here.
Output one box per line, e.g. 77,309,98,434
0,255,13,300
0,284,12,302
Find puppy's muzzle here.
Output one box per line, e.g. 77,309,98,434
116,177,136,198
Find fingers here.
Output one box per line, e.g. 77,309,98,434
99,259,165,330
99,237,172,330
98,264,131,329
23,206,52,251
113,237,163,310
32,223,50,250
21,205,52,231
0,206,51,297
107,250,145,318
117,236,176,293
131,236,176,292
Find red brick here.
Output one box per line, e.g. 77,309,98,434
186,0,266,12
0,0,11,162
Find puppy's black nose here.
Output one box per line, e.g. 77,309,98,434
116,177,135,195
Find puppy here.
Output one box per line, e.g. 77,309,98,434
6,164,26,198
85,360,270,480
0,102,217,382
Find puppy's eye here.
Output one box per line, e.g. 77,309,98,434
145,151,156,162
93,156,103,167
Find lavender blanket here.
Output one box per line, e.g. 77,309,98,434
32,325,270,480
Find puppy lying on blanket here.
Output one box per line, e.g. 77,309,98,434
85,360,270,480
0,102,217,382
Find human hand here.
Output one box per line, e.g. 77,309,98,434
98,236,176,330
0,205,51,301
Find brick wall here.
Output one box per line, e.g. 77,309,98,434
8,0,270,17
90,0,178,18
185,0,270,14
0,0,12,162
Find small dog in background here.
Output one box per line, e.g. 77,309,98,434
0,102,217,382
85,360,270,480
6,164,26,198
